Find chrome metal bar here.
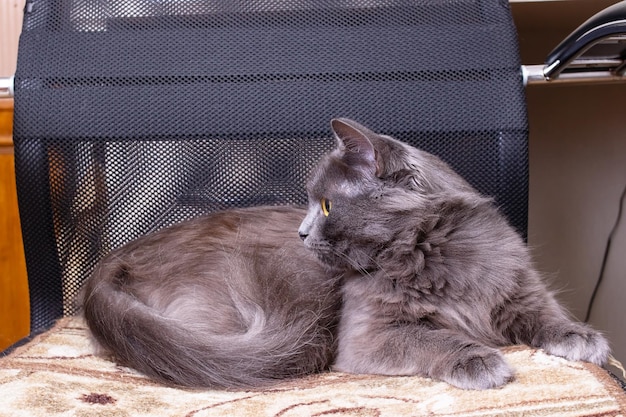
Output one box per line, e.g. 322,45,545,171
523,64,626,85
522,65,546,85
0,76,14,98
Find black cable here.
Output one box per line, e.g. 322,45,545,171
584,182,626,323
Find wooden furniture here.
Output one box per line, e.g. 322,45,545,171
0,98,29,352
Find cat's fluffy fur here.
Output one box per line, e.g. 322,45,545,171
299,119,609,389
82,118,609,390
82,207,342,388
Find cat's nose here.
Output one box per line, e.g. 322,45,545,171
298,219,311,241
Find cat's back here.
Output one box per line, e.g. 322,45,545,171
89,205,333,320
112,205,312,271
121,205,308,252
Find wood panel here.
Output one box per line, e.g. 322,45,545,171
0,98,29,351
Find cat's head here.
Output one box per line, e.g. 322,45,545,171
298,118,485,274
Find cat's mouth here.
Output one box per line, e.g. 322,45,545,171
303,240,365,273
303,240,347,269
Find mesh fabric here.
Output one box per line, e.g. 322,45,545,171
13,0,528,333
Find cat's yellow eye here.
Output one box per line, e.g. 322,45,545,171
321,198,332,217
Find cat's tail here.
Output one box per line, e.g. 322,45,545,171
81,254,338,389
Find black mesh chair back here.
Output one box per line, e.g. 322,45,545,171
13,0,528,336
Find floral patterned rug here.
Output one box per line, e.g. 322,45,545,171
1,316,625,417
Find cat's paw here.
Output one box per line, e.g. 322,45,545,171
533,324,610,366
434,345,514,390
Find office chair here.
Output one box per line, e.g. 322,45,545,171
5,0,626,347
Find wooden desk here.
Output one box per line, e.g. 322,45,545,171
0,98,29,351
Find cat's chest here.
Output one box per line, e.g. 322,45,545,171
342,274,495,340
342,271,465,319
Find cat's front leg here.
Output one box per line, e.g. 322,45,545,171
531,320,610,366
334,320,514,390
503,296,610,366
429,336,515,390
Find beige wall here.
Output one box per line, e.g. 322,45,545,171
526,83,626,366
0,0,25,77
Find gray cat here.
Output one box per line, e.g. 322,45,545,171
82,118,609,390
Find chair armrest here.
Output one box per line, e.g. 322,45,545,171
543,0,626,80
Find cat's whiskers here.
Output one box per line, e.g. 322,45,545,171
327,246,391,281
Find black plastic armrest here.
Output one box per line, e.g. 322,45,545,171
544,0,626,79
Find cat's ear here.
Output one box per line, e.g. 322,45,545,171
331,118,380,176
